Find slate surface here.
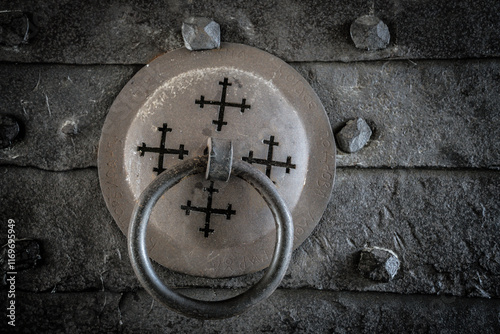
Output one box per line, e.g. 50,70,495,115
0,64,137,170
298,59,500,168
1,167,498,298
1,290,499,333
1,59,499,170
0,0,499,64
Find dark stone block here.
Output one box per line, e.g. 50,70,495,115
295,59,500,168
1,167,498,299
1,290,499,333
0,0,498,64
0,167,137,292
0,291,121,333
0,64,139,170
286,168,500,298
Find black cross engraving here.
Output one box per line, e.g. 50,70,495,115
195,77,251,131
137,123,188,175
242,136,296,180
180,181,236,238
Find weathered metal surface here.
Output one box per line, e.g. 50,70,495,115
98,43,335,277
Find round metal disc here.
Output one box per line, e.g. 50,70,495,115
98,43,335,278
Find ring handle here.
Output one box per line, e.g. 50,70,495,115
128,155,294,319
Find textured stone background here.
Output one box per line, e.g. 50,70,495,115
1,0,499,333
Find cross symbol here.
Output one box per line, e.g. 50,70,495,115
180,181,236,238
195,77,251,131
137,123,189,175
242,135,296,181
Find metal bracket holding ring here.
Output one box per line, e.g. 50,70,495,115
128,138,294,319
99,43,335,279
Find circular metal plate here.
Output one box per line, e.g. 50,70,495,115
98,43,335,278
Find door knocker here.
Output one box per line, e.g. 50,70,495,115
98,43,335,319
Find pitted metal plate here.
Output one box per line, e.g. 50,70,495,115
98,43,335,278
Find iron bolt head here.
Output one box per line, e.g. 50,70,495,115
350,15,390,51
0,239,42,273
335,118,372,153
358,246,400,282
182,17,220,51
0,114,21,149
0,11,30,46
61,119,78,135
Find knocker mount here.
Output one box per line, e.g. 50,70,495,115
98,43,335,318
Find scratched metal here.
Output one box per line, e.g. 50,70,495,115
98,43,335,278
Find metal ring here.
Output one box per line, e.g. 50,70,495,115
128,155,294,319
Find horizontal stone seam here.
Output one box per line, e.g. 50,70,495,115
1,164,499,173
337,166,500,172
12,288,500,303
1,56,500,68
14,287,122,294
0,163,97,173
287,55,500,65
0,61,143,68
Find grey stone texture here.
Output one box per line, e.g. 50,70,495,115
1,167,498,299
297,59,500,169
182,17,220,51
1,59,499,170
0,64,138,170
1,290,499,333
350,15,390,51
0,0,498,64
335,118,372,153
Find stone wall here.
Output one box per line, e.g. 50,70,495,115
1,1,499,332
